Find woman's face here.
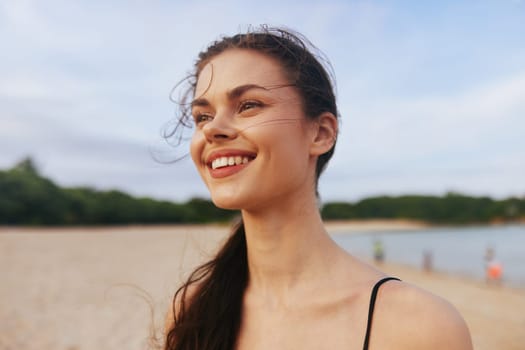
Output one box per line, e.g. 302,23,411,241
190,49,319,211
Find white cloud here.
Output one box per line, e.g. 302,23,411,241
338,69,525,159
324,70,525,199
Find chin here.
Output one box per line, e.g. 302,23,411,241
210,193,244,211
212,200,238,210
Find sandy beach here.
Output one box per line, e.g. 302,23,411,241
1,222,523,350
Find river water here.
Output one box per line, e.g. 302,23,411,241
333,224,525,288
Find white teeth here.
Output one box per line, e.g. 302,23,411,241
211,156,252,169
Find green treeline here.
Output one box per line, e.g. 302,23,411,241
322,194,524,224
1,158,524,226
0,158,236,225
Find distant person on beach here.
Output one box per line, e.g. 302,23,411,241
422,250,434,273
164,26,472,349
373,239,384,263
485,246,503,284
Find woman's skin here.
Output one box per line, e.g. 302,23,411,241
187,49,473,349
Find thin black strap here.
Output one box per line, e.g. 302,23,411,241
362,277,401,350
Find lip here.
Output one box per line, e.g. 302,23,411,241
204,149,257,179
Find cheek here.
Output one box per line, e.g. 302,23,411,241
254,127,311,168
190,132,205,169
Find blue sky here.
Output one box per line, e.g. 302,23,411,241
1,0,524,202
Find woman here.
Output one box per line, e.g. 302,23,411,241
165,27,472,350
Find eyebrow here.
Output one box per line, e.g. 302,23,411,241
227,84,270,99
191,83,294,108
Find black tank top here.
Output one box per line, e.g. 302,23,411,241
362,277,401,350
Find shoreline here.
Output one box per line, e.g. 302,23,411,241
0,219,431,235
2,218,522,235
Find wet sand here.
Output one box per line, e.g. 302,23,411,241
0,223,523,349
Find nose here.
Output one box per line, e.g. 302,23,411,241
202,113,238,142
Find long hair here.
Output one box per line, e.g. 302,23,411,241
165,26,339,349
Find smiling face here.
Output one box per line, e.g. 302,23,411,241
190,49,320,212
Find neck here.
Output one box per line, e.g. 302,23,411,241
241,194,342,306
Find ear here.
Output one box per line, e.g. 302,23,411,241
309,112,338,156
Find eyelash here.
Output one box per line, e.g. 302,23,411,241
192,100,264,126
238,100,263,113
193,113,213,125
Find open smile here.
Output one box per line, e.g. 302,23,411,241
205,151,256,178
211,155,252,169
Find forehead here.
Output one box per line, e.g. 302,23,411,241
194,49,289,98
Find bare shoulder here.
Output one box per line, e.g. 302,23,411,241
371,279,473,350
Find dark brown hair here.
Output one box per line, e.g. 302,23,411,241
165,26,339,350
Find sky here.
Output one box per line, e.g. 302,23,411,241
1,0,524,203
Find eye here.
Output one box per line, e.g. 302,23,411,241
238,100,263,113
193,113,213,126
